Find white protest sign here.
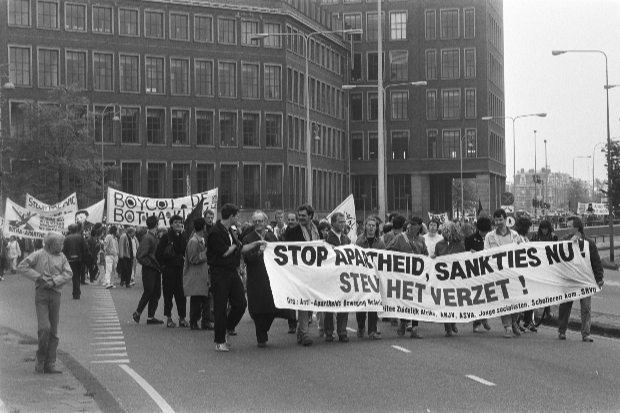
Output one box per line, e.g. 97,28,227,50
428,212,449,223
326,194,357,243
107,188,218,227
263,241,599,322
77,200,105,227
577,202,609,216
4,198,65,239
26,193,78,217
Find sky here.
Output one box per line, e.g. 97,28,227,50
503,0,620,185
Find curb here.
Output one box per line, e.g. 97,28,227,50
541,316,620,339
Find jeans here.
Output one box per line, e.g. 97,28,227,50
136,267,161,318
500,313,519,329
356,312,378,334
104,255,118,286
558,296,591,336
69,261,82,298
190,295,211,326
119,257,133,286
324,312,349,337
35,287,61,368
162,267,186,318
211,269,247,344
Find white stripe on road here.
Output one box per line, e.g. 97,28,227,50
92,359,130,364
95,347,126,351
391,345,411,353
94,353,128,357
93,336,125,340
466,375,496,386
91,341,125,346
120,364,175,413
93,327,122,330
94,332,124,335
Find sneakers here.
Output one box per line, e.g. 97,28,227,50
582,335,594,342
525,323,538,333
225,332,232,348
35,361,45,373
190,322,200,330
473,324,482,333
445,330,453,337
338,335,349,343
178,319,190,328
105,284,114,289
511,323,522,336
227,329,237,336
410,328,423,339
326,335,334,342
202,322,214,330
130,280,136,286
215,343,230,352
369,331,382,340
318,327,325,337
397,321,406,336
301,337,313,346
166,318,177,328
287,326,297,334
482,320,492,331
504,327,514,338
257,342,267,348
146,318,164,325
357,328,365,338
132,311,140,323
559,333,567,340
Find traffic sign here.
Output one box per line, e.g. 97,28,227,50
501,205,515,214
506,216,515,228
501,192,515,206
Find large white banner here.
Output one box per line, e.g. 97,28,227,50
326,194,358,243
26,193,78,217
107,188,218,227
78,200,105,227
577,202,609,216
4,198,63,239
428,212,449,223
264,241,599,322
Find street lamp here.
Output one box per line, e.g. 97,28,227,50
0,64,15,212
593,142,605,197
553,49,615,260
342,81,426,219
100,104,120,201
252,28,363,207
534,130,538,217
544,139,548,211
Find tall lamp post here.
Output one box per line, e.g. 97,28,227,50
252,28,363,206
544,139,548,211
100,104,120,201
553,49,616,260
0,64,15,212
534,130,538,217
593,142,605,197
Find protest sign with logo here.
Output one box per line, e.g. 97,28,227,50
577,202,609,216
107,188,218,227
26,193,78,218
4,198,65,239
326,194,357,243
263,240,599,322
76,200,105,228
428,212,449,223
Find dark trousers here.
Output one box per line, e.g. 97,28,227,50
288,310,297,329
250,310,291,344
137,267,161,318
35,287,60,368
119,257,133,286
324,312,349,337
162,267,186,318
69,261,82,298
190,295,211,326
522,310,534,325
356,312,378,333
85,261,98,282
211,269,247,344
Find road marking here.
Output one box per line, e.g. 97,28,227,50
93,327,122,330
120,364,175,413
90,323,120,326
95,347,126,351
391,345,411,353
94,331,124,335
92,359,131,364
466,375,496,386
94,336,125,340
94,353,128,357
91,342,125,346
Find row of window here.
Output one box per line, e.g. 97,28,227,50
283,24,346,77
287,68,345,120
286,115,345,160
351,174,413,212
425,48,477,81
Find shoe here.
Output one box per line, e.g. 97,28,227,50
518,324,527,333
406,322,412,332
125,285,131,288
559,333,567,340
105,284,114,289
397,321,406,336
528,325,538,333
357,328,364,338
132,311,140,323
202,322,214,331
35,361,44,373
391,319,398,327
504,327,514,338
473,325,482,333
73,296,80,300
482,320,492,331
511,323,522,336
215,343,230,352
287,326,296,334
410,328,423,339
301,337,313,346
339,335,349,343
80,282,88,285
146,318,164,325
44,366,63,374
257,342,267,348
445,330,453,337
451,325,458,334
166,319,177,328
190,322,200,330
178,319,190,328
326,335,334,342
582,335,594,342
119,283,124,287
227,329,237,336
130,280,136,286
369,331,382,340
318,327,324,337
225,332,232,348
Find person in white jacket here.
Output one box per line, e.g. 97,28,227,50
7,235,21,273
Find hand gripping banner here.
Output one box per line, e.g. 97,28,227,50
263,240,600,322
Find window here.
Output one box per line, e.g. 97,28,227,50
465,88,476,118
425,50,437,80
172,164,190,197
195,60,213,96
10,101,28,138
171,109,189,144
391,91,408,120
263,23,282,48
464,8,475,38
121,107,139,144
171,58,189,95
265,114,282,148
465,129,477,157
119,54,139,92
366,12,384,43
38,48,59,87
121,162,141,194
218,17,236,44
146,108,165,145
343,14,362,42
351,53,362,81
425,10,436,40
440,9,459,39
441,49,460,79
427,130,437,158
390,11,406,40
9,0,30,26
92,5,112,34
66,50,86,89
119,8,138,36
196,163,215,192
195,15,213,42
368,52,378,81
442,89,460,119
241,63,259,99
37,1,58,29
196,110,213,146
392,131,409,159
144,10,164,38
266,165,283,209
218,61,236,98
145,56,164,94
93,52,113,91
94,105,115,143
147,163,166,198
243,165,260,209
264,65,281,100
242,113,260,147
426,90,437,119
442,130,460,158
368,93,378,121
220,112,237,147
241,20,259,46
9,46,31,86
368,132,378,159
170,13,188,40
351,93,362,121
464,48,476,78
390,51,408,81
220,164,238,205
389,175,411,211
351,133,363,160
65,3,85,31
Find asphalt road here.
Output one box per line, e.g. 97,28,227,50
2,271,620,412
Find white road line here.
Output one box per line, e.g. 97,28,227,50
466,375,496,386
94,353,128,357
94,337,125,340
91,342,125,346
391,345,411,353
90,323,120,326
92,359,131,364
120,364,175,413
93,327,122,330
94,332,124,335
95,347,126,351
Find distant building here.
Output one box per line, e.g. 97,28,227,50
512,168,571,215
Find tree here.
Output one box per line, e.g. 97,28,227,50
566,179,590,213
3,85,114,207
452,178,477,218
601,140,620,216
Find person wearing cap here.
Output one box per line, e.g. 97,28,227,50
62,223,88,299
464,216,492,332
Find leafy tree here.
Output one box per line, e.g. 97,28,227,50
566,179,590,213
601,140,620,216
452,178,477,218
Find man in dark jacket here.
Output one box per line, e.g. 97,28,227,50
133,215,163,325
62,223,88,299
156,215,189,328
464,217,492,332
324,212,351,342
558,216,604,342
